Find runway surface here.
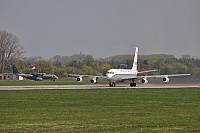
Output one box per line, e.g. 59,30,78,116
0,84,200,90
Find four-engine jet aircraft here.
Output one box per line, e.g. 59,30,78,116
12,64,58,81
68,47,190,87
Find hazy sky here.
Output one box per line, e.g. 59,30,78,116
0,0,200,59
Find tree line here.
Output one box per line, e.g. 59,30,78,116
10,53,200,81
1,30,200,81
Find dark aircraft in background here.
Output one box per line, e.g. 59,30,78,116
12,64,58,81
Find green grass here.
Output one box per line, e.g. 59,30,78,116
0,79,88,86
0,88,199,132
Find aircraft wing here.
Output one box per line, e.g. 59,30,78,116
32,73,46,77
137,73,191,78
119,73,190,80
68,74,107,83
68,74,107,79
137,69,158,74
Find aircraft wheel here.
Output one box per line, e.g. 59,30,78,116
109,83,116,87
130,83,136,87
109,83,112,87
113,83,116,87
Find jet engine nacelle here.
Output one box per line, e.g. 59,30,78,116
162,77,169,82
141,78,148,84
90,78,97,84
77,77,83,82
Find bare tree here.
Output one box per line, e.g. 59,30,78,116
0,30,24,73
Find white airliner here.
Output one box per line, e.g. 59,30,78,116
68,47,190,87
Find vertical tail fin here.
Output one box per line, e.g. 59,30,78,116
12,64,23,75
131,47,138,71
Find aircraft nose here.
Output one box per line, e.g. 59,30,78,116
106,73,112,79
54,75,58,79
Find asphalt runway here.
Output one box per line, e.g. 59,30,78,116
0,84,200,90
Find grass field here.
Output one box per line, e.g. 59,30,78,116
0,88,199,132
0,79,88,86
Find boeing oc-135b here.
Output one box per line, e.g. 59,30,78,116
13,64,58,81
68,47,190,87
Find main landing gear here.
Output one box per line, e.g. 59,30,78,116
130,82,136,87
130,79,136,87
109,82,136,87
109,82,116,87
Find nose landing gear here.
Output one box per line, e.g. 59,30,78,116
109,82,116,87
